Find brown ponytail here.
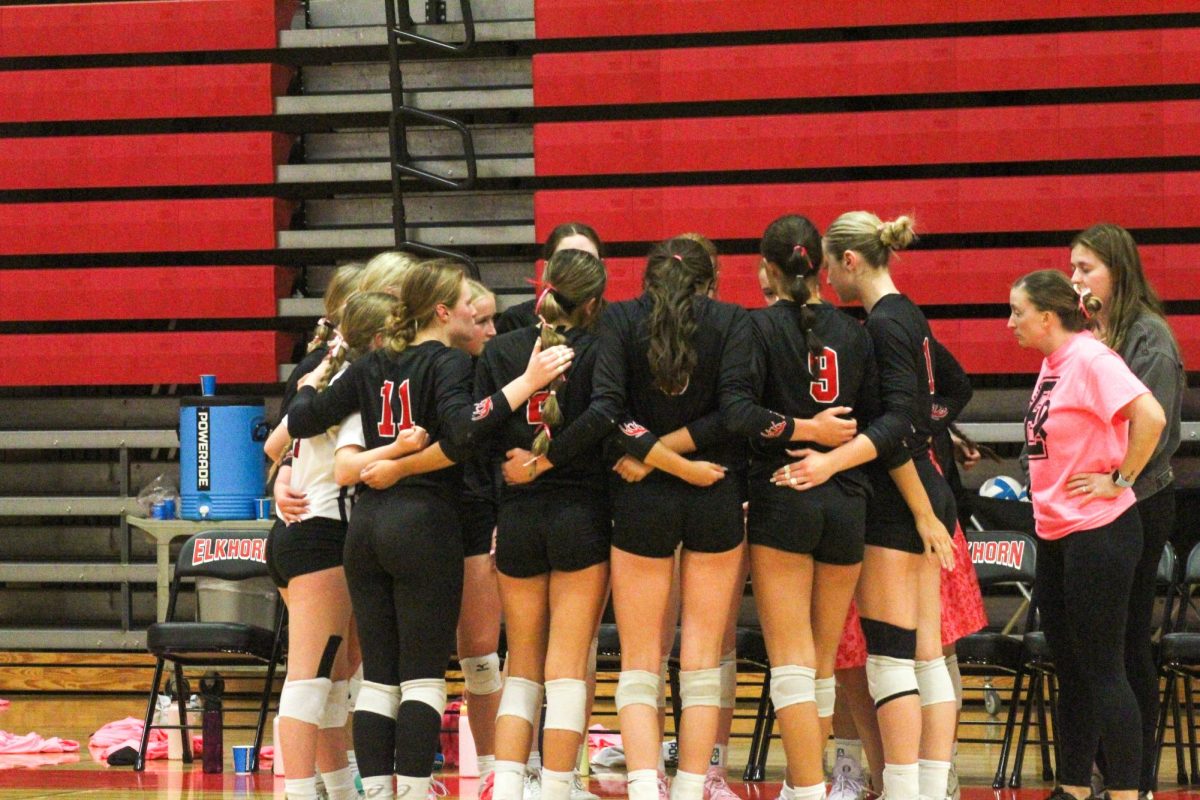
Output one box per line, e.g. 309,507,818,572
760,214,825,358
644,237,714,395
386,259,465,354
530,249,607,457
307,262,365,354
1013,269,1102,333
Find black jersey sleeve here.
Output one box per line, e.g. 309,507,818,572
277,346,327,425
860,315,919,470
434,347,514,462
286,358,362,438
929,337,972,433
720,308,796,442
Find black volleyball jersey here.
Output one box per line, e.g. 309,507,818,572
570,293,763,471
862,293,940,469
476,325,608,495
727,300,882,494
287,340,513,498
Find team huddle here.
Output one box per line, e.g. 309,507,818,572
263,214,1184,800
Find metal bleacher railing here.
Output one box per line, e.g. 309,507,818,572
384,0,480,277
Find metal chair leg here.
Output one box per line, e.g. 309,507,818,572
135,657,167,771
1035,674,1054,781
1010,669,1040,788
742,674,771,782
994,669,1026,790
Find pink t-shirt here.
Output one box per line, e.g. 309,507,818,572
1025,331,1149,540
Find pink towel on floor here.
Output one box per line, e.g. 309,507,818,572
88,717,165,761
0,730,80,754
0,699,10,710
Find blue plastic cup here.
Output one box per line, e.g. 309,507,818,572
200,374,217,396
232,745,254,774
255,498,272,520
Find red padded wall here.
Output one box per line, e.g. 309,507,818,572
0,331,293,386
0,198,293,255
0,266,289,322
534,29,1200,107
0,64,291,123
0,133,292,190
536,101,1200,176
536,0,1199,39
0,0,297,57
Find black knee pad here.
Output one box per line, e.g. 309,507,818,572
860,617,917,659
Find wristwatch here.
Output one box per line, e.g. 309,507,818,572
1112,469,1134,488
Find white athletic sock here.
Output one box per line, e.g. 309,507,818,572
918,759,952,800
628,769,661,800
285,776,320,800
527,750,542,772
834,738,862,764
323,766,360,800
710,743,727,771
779,782,797,800
882,763,919,800
361,774,395,800
794,782,827,800
396,773,432,800
542,767,574,800
494,760,526,800
478,754,496,779
670,770,706,800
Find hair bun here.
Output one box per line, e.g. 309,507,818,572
877,215,916,251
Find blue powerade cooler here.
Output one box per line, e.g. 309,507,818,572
179,397,269,520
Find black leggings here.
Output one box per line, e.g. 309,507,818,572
1036,505,1143,790
344,488,464,780
1096,484,1176,791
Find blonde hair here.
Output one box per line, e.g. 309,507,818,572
307,262,366,353
387,259,466,353
466,278,495,306
359,250,419,294
530,249,607,457
823,211,916,269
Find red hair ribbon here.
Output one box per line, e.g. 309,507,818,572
1078,292,1092,320
526,276,558,315
671,253,684,262
793,244,807,257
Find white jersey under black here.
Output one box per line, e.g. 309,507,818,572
278,369,362,523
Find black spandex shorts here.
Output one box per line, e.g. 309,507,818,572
495,487,611,578
460,499,496,558
265,515,348,588
865,458,957,555
611,476,744,559
747,475,865,565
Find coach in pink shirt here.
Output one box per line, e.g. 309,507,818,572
1008,269,1165,800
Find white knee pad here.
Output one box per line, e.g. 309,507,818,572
915,657,957,707
615,670,661,713
319,679,351,729
497,676,543,724
679,667,722,710
355,680,401,720
719,649,737,710
279,677,333,725
543,678,588,734
348,664,363,707
401,677,448,715
814,676,836,719
461,652,503,696
769,665,815,711
865,655,919,708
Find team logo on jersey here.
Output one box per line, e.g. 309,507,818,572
762,416,787,439
931,402,949,421
619,420,649,438
1024,376,1058,460
472,397,493,421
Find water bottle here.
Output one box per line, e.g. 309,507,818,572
199,672,224,773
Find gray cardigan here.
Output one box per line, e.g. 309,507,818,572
1118,312,1184,500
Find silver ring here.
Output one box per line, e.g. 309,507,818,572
789,476,798,487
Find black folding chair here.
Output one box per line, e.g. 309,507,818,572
955,530,1039,789
135,530,286,771
1156,542,1200,785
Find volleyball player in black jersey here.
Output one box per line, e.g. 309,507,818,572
470,249,611,800
537,237,743,800
775,212,957,800
721,215,875,800
287,260,574,800
496,222,603,335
